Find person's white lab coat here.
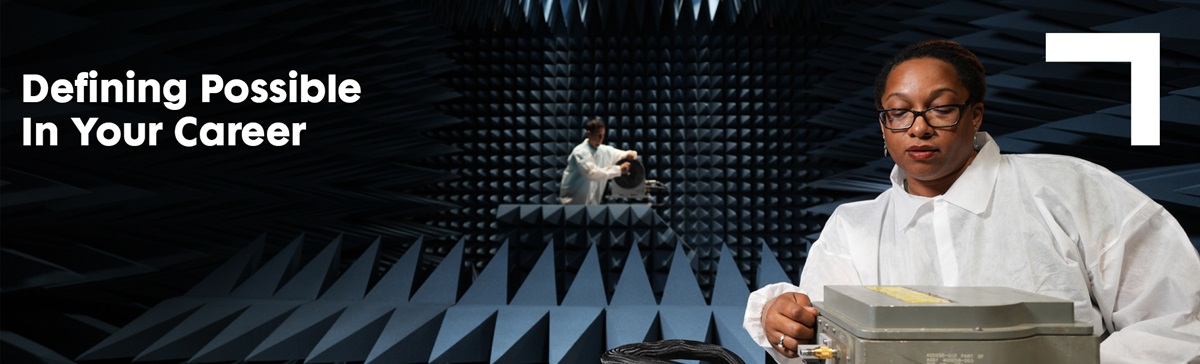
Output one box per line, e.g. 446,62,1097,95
744,132,1200,364
560,139,628,205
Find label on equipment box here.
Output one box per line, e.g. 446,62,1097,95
866,286,950,303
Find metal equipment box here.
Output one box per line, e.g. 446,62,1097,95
810,286,1098,364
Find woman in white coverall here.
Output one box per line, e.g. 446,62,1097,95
744,40,1200,363
560,118,637,205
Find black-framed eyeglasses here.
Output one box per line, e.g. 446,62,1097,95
877,103,970,131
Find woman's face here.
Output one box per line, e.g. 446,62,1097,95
881,57,983,187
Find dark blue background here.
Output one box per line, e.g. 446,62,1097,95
3,0,1197,362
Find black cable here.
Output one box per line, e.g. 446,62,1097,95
600,339,746,364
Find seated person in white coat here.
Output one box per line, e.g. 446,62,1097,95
743,40,1200,363
560,118,638,205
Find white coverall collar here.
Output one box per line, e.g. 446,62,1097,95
889,131,999,216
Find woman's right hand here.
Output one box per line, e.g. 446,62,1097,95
760,292,820,358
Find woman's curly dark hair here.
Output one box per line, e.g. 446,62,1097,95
873,40,986,109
